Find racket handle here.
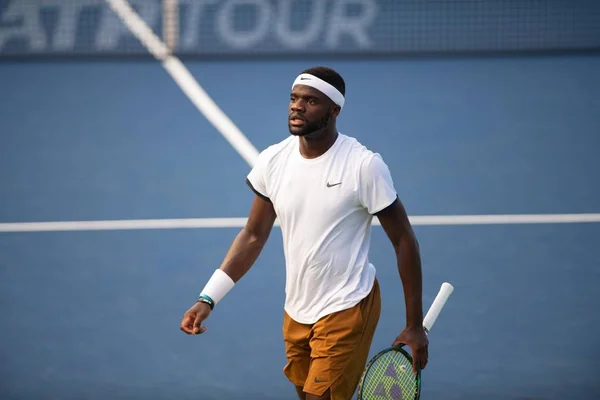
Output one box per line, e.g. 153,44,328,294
423,282,454,333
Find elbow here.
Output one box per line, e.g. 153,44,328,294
242,225,270,247
393,231,420,255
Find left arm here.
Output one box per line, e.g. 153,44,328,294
358,153,429,373
375,197,423,329
376,197,429,374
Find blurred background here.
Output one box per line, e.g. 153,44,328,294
1,1,599,399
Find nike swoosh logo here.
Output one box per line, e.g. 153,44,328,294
300,77,311,80
326,182,342,187
314,377,327,383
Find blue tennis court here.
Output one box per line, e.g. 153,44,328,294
2,54,599,400
1,1,600,399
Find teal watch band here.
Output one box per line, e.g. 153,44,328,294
197,294,215,310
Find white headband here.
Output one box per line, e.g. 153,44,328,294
292,73,345,109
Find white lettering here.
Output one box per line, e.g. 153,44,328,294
52,0,101,51
96,0,160,50
0,1,46,51
217,0,271,49
0,0,380,56
275,0,325,49
180,0,218,50
326,0,377,49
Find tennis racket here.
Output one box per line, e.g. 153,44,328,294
356,282,454,400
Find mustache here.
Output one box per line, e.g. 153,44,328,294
289,113,306,121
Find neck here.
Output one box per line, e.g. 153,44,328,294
298,127,338,159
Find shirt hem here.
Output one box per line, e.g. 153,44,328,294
284,275,376,325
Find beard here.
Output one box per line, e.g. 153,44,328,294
288,112,331,137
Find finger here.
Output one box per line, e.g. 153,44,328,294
192,314,205,335
412,352,419,375
409,345,422,375
420,346,429,370
412,346,428,375
180,315,194,334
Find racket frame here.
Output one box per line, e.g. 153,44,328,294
356,343,421,399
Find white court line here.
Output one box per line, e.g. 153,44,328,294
70,4,599,236
105,0,259,167
1,214,599,232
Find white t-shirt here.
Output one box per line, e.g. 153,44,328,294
246,133,398,324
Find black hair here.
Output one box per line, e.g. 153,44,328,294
301,66,346,97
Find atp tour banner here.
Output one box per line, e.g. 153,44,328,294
1,0,599,58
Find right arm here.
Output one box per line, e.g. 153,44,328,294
180,194,276,335
218,193,277,282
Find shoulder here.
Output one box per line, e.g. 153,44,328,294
247,136,295,199
338,133,389,173
254,135,296,168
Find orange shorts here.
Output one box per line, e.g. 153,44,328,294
282,279,381,399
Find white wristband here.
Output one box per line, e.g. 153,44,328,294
199,269,235,305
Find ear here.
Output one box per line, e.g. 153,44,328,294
331,104,342,118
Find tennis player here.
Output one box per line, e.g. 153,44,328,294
180,66,429,400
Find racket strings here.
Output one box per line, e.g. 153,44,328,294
359,350,418,399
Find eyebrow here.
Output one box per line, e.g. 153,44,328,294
290,91,323,102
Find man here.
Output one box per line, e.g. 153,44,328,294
180,66,428,400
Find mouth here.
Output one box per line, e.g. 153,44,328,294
289,117,305,127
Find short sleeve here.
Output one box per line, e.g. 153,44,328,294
246,149,271,202
358,153,398,214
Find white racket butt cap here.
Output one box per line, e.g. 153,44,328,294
423,282,454,333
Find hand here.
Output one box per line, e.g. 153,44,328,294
180,301,212,335
392,325,429,375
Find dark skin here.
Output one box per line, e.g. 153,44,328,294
180,84,428,400
288,85,341,158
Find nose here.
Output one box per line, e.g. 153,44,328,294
290,98,305,113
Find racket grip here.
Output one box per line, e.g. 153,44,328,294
423,282,454,333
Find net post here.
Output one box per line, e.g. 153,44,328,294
162,0,179,53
